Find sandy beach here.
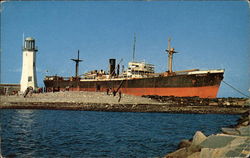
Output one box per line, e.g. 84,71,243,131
1,91,158,105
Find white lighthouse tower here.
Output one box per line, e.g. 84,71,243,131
20,37,38,92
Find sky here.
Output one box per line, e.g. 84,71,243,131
1,1,249,97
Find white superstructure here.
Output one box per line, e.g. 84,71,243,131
20,37,38,92
123,61,155,78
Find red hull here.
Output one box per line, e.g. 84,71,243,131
68,85,220,98
121,86,220,98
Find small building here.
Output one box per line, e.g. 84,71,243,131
0,84,20,95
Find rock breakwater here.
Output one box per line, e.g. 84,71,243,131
142,95,249,107
164,110,250,158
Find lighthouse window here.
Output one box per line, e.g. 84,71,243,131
28,76,32,82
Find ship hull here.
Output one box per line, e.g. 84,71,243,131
44,72,224,98
61,86,219,98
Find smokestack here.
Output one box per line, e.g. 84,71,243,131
109,59,116,77
117,64,120,76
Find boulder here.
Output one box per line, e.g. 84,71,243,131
221,127,240,135
189,131,207,152
164,148,188,158
187,152,200,158
200,148,224,158
178,139,192,148
237,126,250,136
192,131,207,146
199,134,235,149
241,120,249,126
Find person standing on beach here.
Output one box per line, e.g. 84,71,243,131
118,91,122,102
23,86,33,98
106,88,109,95
113,89,117,96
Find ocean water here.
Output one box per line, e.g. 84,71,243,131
1,110,239,157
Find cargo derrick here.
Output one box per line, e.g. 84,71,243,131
43,38,224,98
165,38,178,75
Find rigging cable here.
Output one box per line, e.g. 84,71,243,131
222,80,250,98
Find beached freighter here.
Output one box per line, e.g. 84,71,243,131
44,38,224,98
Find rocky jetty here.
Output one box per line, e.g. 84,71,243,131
164,110,250,158
0,92,249,114
142,95,249,107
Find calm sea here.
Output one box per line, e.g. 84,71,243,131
1,109,239,157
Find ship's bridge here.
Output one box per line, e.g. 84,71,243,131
123,61,155,78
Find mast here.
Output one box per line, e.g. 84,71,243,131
165,38,178,73
132,33,136,62
71,50,83,77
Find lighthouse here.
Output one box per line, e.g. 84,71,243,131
20,37,38,92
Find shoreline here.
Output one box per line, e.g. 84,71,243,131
1,101,249,114
1,91,249,114
1,102,248,114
